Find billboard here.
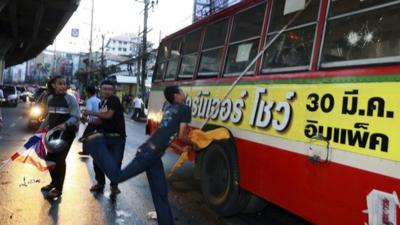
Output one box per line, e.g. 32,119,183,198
193,0,238,22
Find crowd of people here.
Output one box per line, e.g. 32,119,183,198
32,76,196,225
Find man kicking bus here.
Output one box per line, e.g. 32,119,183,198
83,85,196,225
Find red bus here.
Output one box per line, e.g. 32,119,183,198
146,0,400,224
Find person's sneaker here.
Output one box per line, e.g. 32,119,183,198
46,188,62,199
78,151,89,156
41,184,55,192
89,183,105,192
110,185,121,194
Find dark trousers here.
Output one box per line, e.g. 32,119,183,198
131,108,141,120
45,132,75,191
92,136,125,186
84,137,174,225
81,124,97,154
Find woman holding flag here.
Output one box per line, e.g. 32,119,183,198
37,76,80,199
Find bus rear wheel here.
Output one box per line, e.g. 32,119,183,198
200,142,249,216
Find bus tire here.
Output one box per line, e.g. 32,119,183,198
200,142,249,216
241,194,268,214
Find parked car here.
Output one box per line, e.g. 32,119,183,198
0,85,18,107
27,88,48,129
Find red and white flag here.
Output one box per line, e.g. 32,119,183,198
11,132,55,171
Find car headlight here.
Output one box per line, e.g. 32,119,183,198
30,106,42,117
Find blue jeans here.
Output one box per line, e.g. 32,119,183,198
92,136,125,186
84,136,175,225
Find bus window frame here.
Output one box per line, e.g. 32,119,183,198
153,41,171,82
198,18,229,78
318,0,400,69
222,2,267,77
164,37,183,81
260,0,321,74
261,23,319,74
178,28,204,80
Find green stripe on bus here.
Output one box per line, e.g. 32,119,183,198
151,74,400,90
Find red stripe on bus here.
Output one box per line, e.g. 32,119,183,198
235,137,400,225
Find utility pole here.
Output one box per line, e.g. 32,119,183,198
101,34,105,79
136,0,157,98
140,0,149,99
88,0,94,84
136,26,141,96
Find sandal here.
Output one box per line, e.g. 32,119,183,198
41,184,55,192
89,183,105,192
46,188,62,199
110,185,121,194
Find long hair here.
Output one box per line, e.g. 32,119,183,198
47,76,64,95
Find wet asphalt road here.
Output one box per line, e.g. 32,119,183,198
0,103,311,225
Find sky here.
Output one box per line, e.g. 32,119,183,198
48,0,194,53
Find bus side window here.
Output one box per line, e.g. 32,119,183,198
165,38,182,80
261,0,320,73
321,0,400,67
223,3,266,76
198,19,228,78
154,42,170,81
178,29,202,79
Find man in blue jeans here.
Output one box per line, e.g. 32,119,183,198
83,85,196,225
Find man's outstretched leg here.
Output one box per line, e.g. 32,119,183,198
84,136,120,183
117,146,159,183
86,137,160,184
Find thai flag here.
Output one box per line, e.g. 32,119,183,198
11,132,55,171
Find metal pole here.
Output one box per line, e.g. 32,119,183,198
101,34,105,79
201,0,312,128
140,0,149,98
88,0,94,83
136,26,141,96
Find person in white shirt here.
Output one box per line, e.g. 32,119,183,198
131,95,144,121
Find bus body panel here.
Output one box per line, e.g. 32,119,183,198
148,0,400,223
147,79,400,225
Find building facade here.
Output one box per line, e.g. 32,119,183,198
105,33,140,57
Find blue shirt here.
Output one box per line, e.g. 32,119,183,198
86,95,101,122
145,103,191,152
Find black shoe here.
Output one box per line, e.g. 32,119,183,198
110,185,121,194
90,183,105,192
41,184,55,192
45,188,62,199
78,151,89,156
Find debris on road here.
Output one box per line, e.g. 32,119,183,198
146,211,157,220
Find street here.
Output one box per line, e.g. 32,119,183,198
0,104,311,225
